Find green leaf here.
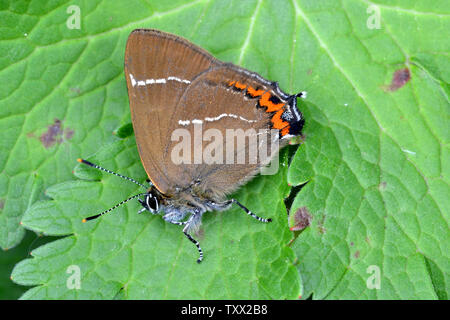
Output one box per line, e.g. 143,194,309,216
113,123,134,139
0,230,59,299
0,231,35,299
13,138,299,299
287,1,449,299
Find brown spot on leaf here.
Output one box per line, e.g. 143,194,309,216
354,250,360,258
384,68,410,91
317,215,327,234
65,129,74,140
290,207,312,231
379,181,387,191
40,119,62,148
69,87,81,95
40,119,74,148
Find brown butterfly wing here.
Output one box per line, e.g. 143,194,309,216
124,29,221,194
163,65,289,198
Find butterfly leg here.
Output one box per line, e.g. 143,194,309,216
182,210,204,263
163,208,204,263
232,199,272,223
183,227,203,263
207,199,272,223
165,220,187,226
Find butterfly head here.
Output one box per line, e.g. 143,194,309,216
139,186,163,213
278,92,305,138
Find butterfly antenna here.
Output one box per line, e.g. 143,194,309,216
77,158,148,189
296,91,307,99
82,193,147,223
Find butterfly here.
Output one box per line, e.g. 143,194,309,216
79,29,305,263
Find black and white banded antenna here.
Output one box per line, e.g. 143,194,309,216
77,158,148,189
77,158,149,222
82,193,147,223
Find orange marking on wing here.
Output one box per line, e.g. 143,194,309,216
234,81,247,90
228,80,236,86
271,109,289,130
259,92,284,112
281,126,290,137
246,86,265,97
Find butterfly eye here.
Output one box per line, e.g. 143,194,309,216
145,195,159,212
